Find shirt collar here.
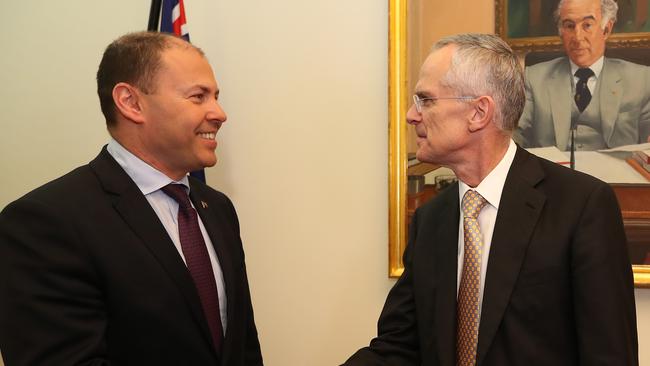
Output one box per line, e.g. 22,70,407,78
106,138,190,195
458,139,517,210
569,55,604,80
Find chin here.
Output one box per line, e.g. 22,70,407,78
201,158,217,168
416,151,435,164
196,152,217,168
570,55,591,67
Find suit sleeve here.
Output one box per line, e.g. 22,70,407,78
0,198,111,366
570,182,638,365
514,66,535,148
242,260,264,366
341,212,421,366
222,195,264,366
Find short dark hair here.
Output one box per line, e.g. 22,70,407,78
96,31,203,126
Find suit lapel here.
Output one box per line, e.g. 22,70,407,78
476,147,546,365
599,58,623,145
89,147,216,354
550,58,574,150
433,186,461,366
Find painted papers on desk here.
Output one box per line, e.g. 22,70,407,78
527,144,650,184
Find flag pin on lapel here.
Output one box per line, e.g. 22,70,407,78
201,201,208,209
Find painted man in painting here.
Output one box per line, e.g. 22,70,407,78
516,0,650,150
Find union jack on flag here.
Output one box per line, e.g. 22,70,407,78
161,0,190,41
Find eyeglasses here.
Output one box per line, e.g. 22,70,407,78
412,94,476,113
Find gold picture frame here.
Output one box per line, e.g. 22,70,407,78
388,0,408,278
387,0,650,287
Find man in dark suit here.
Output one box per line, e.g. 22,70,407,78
0,32,263,365
343,33,637,366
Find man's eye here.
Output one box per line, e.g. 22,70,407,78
191,94,205,102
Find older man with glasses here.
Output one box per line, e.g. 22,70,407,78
343,33,637,366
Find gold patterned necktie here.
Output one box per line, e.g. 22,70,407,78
456,189,488,366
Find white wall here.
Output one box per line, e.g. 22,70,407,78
0,1,647,366
0,1,150,200
187,1,394,364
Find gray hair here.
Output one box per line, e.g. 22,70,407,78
431,33,525,132
554,0,619,29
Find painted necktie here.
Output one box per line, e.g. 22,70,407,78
574,67,594,112
456,189,487,366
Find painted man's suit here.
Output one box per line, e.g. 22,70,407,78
516,56,650,149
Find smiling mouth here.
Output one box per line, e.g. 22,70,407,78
198,132,216,140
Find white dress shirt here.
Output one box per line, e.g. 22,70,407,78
107,139,227,332
456,139,517,323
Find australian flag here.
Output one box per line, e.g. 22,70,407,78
161,0,190,41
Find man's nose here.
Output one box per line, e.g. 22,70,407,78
573,26,585,40
207,100,227,124
406,104,420,125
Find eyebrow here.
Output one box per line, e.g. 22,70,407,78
190,85,220,97
562,15,597,23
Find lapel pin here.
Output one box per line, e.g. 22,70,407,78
201,201,208,209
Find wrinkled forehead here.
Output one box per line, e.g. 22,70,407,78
416,45,455,93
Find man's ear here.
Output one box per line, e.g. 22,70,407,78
603,20,614,39
112,82,146,124
468,95,494,132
